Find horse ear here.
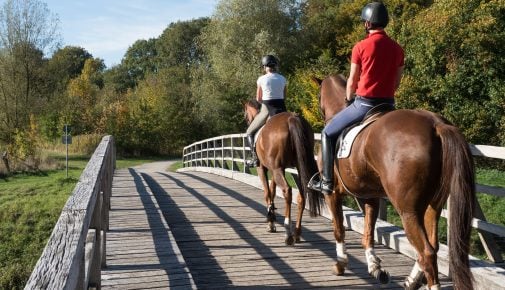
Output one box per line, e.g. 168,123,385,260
310,76,323,86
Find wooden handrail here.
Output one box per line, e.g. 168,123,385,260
25,136,115,290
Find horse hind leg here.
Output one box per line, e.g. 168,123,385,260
272,169,295,246
294,187,305,243
401,211,440,289
267,178,277,233
290,171,305,243
405,205,441,289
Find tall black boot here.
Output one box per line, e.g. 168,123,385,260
246,134,259,167
308,132,335,194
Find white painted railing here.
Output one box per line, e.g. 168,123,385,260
182,133,505,261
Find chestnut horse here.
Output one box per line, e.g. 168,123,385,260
312,75,476,290
243,100,320,245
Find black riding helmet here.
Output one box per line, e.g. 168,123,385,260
361,2,389,28
261,55,278,68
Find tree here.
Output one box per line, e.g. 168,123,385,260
0,0,60,153
66,58,104,134
39,46,94,139
195,0,302,134
122,39,157,85
156,18,209,68
396,0,505,145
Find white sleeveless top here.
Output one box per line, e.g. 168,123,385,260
257,72,286,101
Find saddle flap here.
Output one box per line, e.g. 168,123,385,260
336,104,393,159
336,118,378,159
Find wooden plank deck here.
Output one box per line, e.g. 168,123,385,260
102,163,453,289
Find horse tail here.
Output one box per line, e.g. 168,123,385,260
288,114,321,217
435,119,476,290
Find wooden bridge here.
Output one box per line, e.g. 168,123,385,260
25,135,505,289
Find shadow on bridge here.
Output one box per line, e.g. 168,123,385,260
138,169,413,289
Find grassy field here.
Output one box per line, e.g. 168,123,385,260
0,152,168,289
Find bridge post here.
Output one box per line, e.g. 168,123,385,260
87,188,103,289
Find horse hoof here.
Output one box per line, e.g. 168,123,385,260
333,263,346,276
403,278,422,290
294,236,301,243
267,225,276,233
285,235,295,246
377,270,390,284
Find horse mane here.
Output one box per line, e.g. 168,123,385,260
330,74,347,89
244,99,261,111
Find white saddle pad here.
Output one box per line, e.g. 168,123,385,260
337,120,376,159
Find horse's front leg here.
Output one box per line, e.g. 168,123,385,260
273,169,295,245
324,193,348,275
258,166,276,233
361,197,390,284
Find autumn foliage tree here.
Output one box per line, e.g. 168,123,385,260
396,0,505,145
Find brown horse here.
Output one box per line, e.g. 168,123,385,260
243,100,320,245
312,75,476,290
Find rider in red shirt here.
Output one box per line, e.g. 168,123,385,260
309,2,404,194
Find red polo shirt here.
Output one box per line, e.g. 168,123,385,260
351,30,404,98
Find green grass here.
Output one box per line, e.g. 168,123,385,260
0,153,173,289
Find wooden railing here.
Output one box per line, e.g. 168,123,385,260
25,136,115,290
182,133,505,263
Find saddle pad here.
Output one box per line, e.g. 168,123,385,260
337,120,376,159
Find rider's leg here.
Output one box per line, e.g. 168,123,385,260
308,132,335,194
308,98,373,194
245,104,268,167
246,134,258,166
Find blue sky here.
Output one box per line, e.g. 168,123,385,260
44,0,217,68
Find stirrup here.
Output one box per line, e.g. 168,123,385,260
245,158,259,167
308,173,321,188
308,173,333,194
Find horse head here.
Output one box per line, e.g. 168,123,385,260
312,74,347,123
243,99,261,125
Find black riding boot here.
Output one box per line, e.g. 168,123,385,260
246,134,259,167
308,132,335,194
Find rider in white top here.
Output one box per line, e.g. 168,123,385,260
245,55,287,167
257,72,286,100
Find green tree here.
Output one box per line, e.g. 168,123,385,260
156,18,209,69
104,39,157,94
0,0,60,158
66,58,104,134
397,0,505,145
40,46,94,139
196,0,302,134
122,38,158,85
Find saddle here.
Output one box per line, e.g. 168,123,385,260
336,103,394,159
